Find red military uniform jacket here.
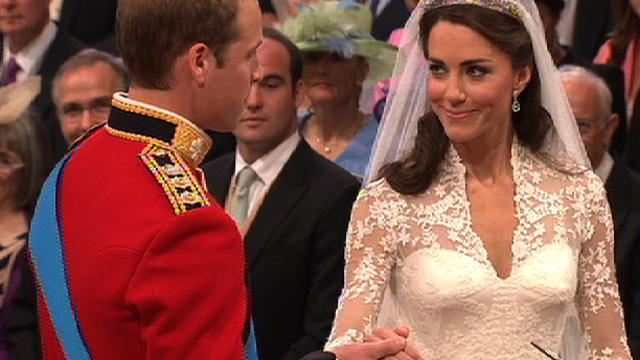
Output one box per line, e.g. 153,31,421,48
36,93,248,360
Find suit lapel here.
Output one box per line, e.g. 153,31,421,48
59,0,81,27
244,140,311,267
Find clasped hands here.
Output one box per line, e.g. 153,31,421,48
332,326,424,360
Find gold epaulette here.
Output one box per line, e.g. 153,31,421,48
139,144,211,215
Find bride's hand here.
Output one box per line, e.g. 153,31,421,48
365,327,424,360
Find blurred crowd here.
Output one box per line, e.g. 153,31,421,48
1,0,640,359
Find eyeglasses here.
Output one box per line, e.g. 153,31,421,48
0,149,24,183
61,96,112,120
0,149,23,170
575,119,601,135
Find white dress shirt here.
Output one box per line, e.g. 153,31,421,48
231,132,300,217
556,0,578,46
594,151,614,183
50,0,64,21
2,21,57,82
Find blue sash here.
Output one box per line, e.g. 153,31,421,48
30,153,92,359
246,320,259,360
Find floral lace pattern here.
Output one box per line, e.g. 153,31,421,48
326,142,631,359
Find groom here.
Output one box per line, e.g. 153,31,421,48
29,0,262,358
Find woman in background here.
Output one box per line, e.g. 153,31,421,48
0,77,44,360
280,1,397,179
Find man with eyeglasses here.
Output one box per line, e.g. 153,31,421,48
560,64,640,360
53,48,127,143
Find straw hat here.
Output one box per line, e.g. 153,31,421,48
280,0,398,85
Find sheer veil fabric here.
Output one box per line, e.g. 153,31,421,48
364,0,590,185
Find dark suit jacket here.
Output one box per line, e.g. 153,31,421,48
572,0,615,60
1,27,85,170
371,0,410,41
626,92,640,172
605,156,640,359
203,139,360,360
58,0,118,54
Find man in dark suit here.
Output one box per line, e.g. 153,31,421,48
561,65,640,359
203,28,360,360
55,0,118,54
369,0,410,41
571,0,615,61
0,0,85,167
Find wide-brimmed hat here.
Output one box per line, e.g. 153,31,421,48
0,76,41,124
280,0,398,85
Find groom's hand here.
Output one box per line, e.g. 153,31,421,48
331,338,407,360
365,326,423,360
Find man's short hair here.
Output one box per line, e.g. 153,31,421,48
559,64,613,124
262,27,303,85
117,0,240,90
52,48,128,108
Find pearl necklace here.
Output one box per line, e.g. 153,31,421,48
309,113,368,155
315,137,334,154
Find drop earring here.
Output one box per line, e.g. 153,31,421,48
512,94,521,113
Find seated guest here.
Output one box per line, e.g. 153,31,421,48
594,0,640,121
280,1,397,180
560,65,640,359
369,0,411,42
557,0,615,61
534,0,587,66
202,28,360,360
52,0,118,54
0,0,85,167
534,0,627,153
0,77,45,360
52,49,127,144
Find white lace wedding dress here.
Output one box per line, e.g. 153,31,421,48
325,141,631,360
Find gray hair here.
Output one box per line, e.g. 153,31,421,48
559,64,613,126
52,49,129,108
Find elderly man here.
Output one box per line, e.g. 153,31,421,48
29,0,263,359
0,0,84,165
52,49,126,144
561,65,640,359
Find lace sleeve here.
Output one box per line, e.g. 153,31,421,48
324,181,400,351
576,179,632,359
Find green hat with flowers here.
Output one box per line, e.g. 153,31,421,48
279,0,398,86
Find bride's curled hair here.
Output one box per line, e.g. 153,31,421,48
381,4,552,195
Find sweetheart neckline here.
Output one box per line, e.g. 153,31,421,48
401,242,574,283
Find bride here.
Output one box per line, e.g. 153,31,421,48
325,0,632,359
